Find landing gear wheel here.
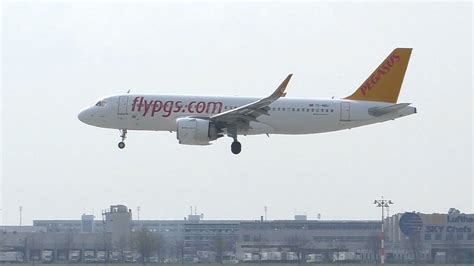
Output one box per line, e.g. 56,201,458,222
118,142,126,149
231,141,242,155
118,129,127,149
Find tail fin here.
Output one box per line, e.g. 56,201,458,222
345,48,412,103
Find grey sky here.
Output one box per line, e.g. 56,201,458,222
1,1,472,225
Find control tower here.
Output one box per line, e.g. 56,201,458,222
103,205,132,249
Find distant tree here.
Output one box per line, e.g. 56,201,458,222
405,233,423,265
284,235,309,263
132,227,157,266
252,233,268,262
114,234,130,262
154,234,166,262
65,229,74,265
101,233,112,264
365,234,381,264
445,235,461,266
174,240,184,264
211,234,225,263
331,239,345,266
211,234,234,263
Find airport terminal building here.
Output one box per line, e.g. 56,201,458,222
1,205,472,263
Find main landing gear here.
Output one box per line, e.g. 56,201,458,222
118,129,127,149
231,139,242,155
228,126,242,155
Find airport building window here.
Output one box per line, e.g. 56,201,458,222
468,233,474,240
435,233,442,240
424,234,432,240
446,234,454,240
457,234,463,240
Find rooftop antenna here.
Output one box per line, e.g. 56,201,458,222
190,206,192,215
137,206,141,221
19,206,23,226
194,206,197,215
264,206,268,221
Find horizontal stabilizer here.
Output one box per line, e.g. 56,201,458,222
368,103,411,117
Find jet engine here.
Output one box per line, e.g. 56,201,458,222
176,117,219,145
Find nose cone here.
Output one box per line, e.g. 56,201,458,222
78,108,91,124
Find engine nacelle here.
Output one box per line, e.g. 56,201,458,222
176,118,218,145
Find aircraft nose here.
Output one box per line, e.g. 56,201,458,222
78,108,91,124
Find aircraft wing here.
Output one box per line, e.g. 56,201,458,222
210,74,292,132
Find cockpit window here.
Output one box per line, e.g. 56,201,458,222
95,100,107,107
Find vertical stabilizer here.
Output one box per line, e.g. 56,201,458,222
345,48,412,103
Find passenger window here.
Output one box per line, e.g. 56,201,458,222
292,108,295,112
282,108,286,111
311,108,314,112
296,108,300,112
277,107,281,111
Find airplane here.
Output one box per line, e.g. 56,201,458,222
78,48,416,155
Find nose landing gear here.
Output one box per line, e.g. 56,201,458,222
118,129,127,149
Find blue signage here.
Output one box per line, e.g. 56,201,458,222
399,212,423,236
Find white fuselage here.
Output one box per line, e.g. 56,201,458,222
78,94,416,135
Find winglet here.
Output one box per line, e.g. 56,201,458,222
271,74,292,99
345,48,412,103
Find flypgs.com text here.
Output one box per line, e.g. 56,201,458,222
131,97,224,117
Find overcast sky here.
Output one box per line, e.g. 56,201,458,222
1,1,472,225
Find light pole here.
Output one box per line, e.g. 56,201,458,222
373,197,393,266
